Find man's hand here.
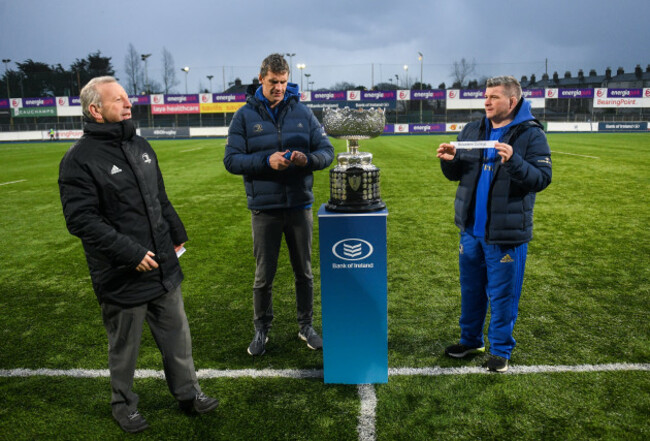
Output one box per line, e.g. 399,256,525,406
437,143,457,161
289,151,308,167
495,142,514,163
136,251,159,272
269,151,291,170
269,150,308,169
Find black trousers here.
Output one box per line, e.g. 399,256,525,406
251,208,314,331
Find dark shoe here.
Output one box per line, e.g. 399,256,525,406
444,343,485,358
247,328,269,356
179,392,220,415
298,325,323,350
116,410,149,433
485,355,509,373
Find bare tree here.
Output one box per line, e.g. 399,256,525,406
161,47,179,94
330,81,364,91
124,43,142,95
451,58,476,88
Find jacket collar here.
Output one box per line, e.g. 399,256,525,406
83,118,136,142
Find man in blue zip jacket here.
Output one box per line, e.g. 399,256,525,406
224,54,334,356
437,76,552,372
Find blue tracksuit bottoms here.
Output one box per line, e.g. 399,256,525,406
458,232,528,359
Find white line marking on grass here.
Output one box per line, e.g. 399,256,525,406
1,363,648,380
0,367,324,379
0,179,27,186
197,368,324,379
389,362,650,376
180,147,204,153
2,364,648,441
551,150,600,159
357,384,377,441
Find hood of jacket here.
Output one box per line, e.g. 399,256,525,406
485,98,535,131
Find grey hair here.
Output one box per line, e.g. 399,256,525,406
259,53,290,78
80,76,117,119
486,75,522,101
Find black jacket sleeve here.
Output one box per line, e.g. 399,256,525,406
58,152,147,268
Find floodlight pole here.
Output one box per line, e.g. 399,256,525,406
2,58,13,127
181,67,190,94
304,73,311,91
207,75,214,93
418,52,423,122
285,53,296,82
297,63,306,91
141,53,151,94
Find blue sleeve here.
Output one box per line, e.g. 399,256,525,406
502,127,552,192
223,109,270,175
305,111,334,171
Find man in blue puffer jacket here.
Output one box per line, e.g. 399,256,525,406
437,76,552,372
224,53,334,356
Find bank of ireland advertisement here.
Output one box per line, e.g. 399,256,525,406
318,206,388,384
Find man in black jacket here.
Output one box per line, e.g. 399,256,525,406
59,76,218,433
437,76,552,373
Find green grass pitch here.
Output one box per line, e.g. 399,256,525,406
0,133,649,440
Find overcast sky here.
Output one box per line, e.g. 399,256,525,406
1,0,648,94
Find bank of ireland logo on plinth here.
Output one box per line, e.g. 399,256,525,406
332,238,374,261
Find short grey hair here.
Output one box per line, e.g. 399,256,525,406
80,76,117,120
259,53,290,78
486,75,522,101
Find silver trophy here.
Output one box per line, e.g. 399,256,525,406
323,107,386,212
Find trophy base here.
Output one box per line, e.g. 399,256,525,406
327,165,385,213
325,200,386,213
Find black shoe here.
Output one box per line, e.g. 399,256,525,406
116,410,149,433
485,355,509,373
179,392,220,415
247,328,269,356
444,343,485,358
298,325,323,350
